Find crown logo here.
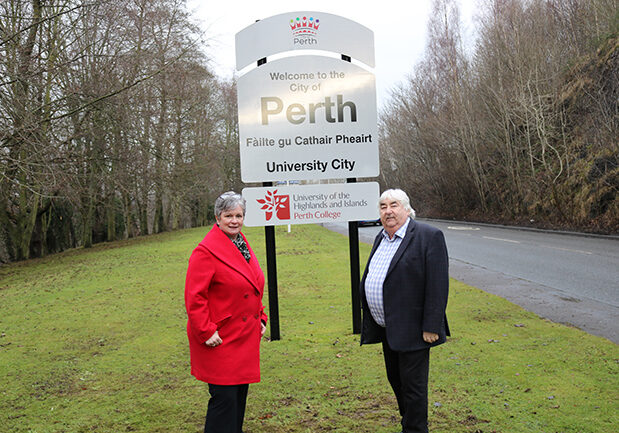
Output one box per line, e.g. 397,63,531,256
289,16,320,37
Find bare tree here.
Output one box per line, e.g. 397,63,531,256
0,0,245,262
379,0,617,231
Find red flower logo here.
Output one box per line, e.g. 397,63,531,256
257,190,290,221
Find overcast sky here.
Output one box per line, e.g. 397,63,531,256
187,1,478,107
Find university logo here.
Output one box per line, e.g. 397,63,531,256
257,190,290,221
290,16,320,46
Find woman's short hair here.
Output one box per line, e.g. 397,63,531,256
214,191,246,218
379,189,416,219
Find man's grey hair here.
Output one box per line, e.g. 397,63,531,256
214,191,246,218
379,189,416,219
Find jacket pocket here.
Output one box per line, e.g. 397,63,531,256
214,312,232,327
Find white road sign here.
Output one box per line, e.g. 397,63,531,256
237,55,378,182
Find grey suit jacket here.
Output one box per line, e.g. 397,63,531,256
360,218,450,351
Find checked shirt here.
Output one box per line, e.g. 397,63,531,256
364,218,410,327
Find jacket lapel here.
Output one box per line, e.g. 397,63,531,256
369,232,383,258
362,218,415,282
242,233,265,293
202,225,261,291
361,232,384,282
386,218,416,277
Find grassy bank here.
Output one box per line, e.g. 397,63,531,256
0,225,617,432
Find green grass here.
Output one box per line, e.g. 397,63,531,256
0,224,617,432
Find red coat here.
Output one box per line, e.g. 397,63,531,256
184,224,267,385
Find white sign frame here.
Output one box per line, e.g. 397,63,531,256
236,11,375,71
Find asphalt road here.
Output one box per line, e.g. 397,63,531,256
323,220,619,344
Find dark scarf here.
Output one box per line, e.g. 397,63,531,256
232,234,251,262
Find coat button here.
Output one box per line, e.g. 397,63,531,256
242,316,248,322
254,314,259,319
244,294,249,299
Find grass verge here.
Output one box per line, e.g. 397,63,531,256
0,224,617,432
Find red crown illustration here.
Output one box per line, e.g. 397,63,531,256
289,16,320,36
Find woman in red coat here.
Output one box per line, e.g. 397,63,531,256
185,191,267,433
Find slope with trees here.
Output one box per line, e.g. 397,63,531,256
379,0,617,233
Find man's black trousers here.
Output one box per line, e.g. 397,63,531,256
382,341,430,433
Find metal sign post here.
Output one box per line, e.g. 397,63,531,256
347,178,361,334
263,180,281,341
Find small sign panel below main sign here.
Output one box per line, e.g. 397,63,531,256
243,182,380,227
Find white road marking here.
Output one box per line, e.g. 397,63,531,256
448,226,481,231
540,245,593,255
483,236,520,244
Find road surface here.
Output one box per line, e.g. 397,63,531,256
323,220,619,343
